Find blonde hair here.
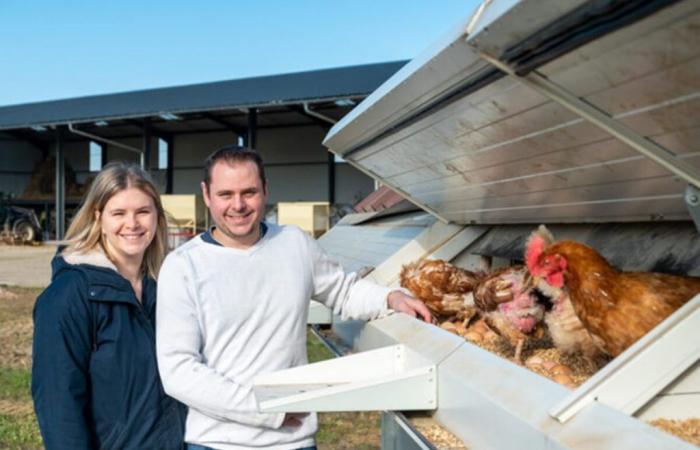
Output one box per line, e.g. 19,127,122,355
62,162,168,279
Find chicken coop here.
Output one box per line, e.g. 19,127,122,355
254,0,700,448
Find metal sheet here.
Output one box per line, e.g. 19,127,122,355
317,212,429,274
325,1,700,225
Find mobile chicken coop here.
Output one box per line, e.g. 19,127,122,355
254,0,700,448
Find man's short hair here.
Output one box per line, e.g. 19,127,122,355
203,145,267,190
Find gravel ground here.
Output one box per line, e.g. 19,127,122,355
0,244,56,288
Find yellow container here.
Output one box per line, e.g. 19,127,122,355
161,194,208,236
277,202,329,238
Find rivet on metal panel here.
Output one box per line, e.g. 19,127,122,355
685,185,700,232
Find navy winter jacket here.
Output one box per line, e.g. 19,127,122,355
31,252,186,450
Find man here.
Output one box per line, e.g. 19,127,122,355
157,145,431,450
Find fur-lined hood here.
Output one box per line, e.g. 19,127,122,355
50,247,155,306
61,248,118,272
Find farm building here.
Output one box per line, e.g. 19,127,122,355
0,61,406,238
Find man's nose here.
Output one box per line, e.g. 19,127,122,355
231,195,245,210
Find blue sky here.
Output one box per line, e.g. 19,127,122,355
0,1,479,107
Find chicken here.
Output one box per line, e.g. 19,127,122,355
533,282,609,369
473,266,546,363
525,225,700,357
399,259,481,317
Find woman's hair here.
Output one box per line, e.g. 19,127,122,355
62,162,168,279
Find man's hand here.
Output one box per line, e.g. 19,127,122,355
282,413,308,427
387,290,432,323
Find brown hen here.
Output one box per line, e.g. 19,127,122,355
399,259,481,317
526,225,700,357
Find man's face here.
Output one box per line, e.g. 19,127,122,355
202,160,267,248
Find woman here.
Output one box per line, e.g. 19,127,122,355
31,162,185,450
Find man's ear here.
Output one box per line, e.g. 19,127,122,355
201,181,211,207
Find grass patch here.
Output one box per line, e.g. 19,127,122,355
317,411,381,449
0,367,31,401
307,329,381,449
0,413,42,450
306,328,335,363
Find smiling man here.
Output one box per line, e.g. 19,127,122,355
156,145,430,450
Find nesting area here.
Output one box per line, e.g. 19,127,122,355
439,315,597,388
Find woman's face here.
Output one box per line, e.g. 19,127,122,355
100,187,157,263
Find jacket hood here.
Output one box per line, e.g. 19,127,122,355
51,248,120,283
62,249,118,271
50,249,154,309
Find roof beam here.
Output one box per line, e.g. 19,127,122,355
0,129,51,152
123,118,171,140
201,112,246,136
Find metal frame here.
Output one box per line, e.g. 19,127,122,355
253,344,437,412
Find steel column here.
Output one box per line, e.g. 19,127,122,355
327,151,335,204
166,137,174,194
55,128,65,240
141,119,151,170
247,108,257,150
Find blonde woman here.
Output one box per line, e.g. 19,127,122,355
31,162,185,450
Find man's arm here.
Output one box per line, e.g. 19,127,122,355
156,253,285,429
306,235,431,322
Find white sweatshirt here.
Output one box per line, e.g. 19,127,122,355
156,224,392,450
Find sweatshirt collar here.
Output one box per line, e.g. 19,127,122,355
202,222,268,248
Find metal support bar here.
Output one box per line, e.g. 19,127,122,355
54,128,65,240
166,137,174,194
327,151,335,204
479,53,700,190
685,185,700,232
247,108,257,150
67,123,142,155
254,344,437,413
141,119,151,170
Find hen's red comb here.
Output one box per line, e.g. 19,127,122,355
525,225,554,270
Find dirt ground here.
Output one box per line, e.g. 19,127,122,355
0,244,56,288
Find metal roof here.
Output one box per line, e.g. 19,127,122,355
0,61,406,131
